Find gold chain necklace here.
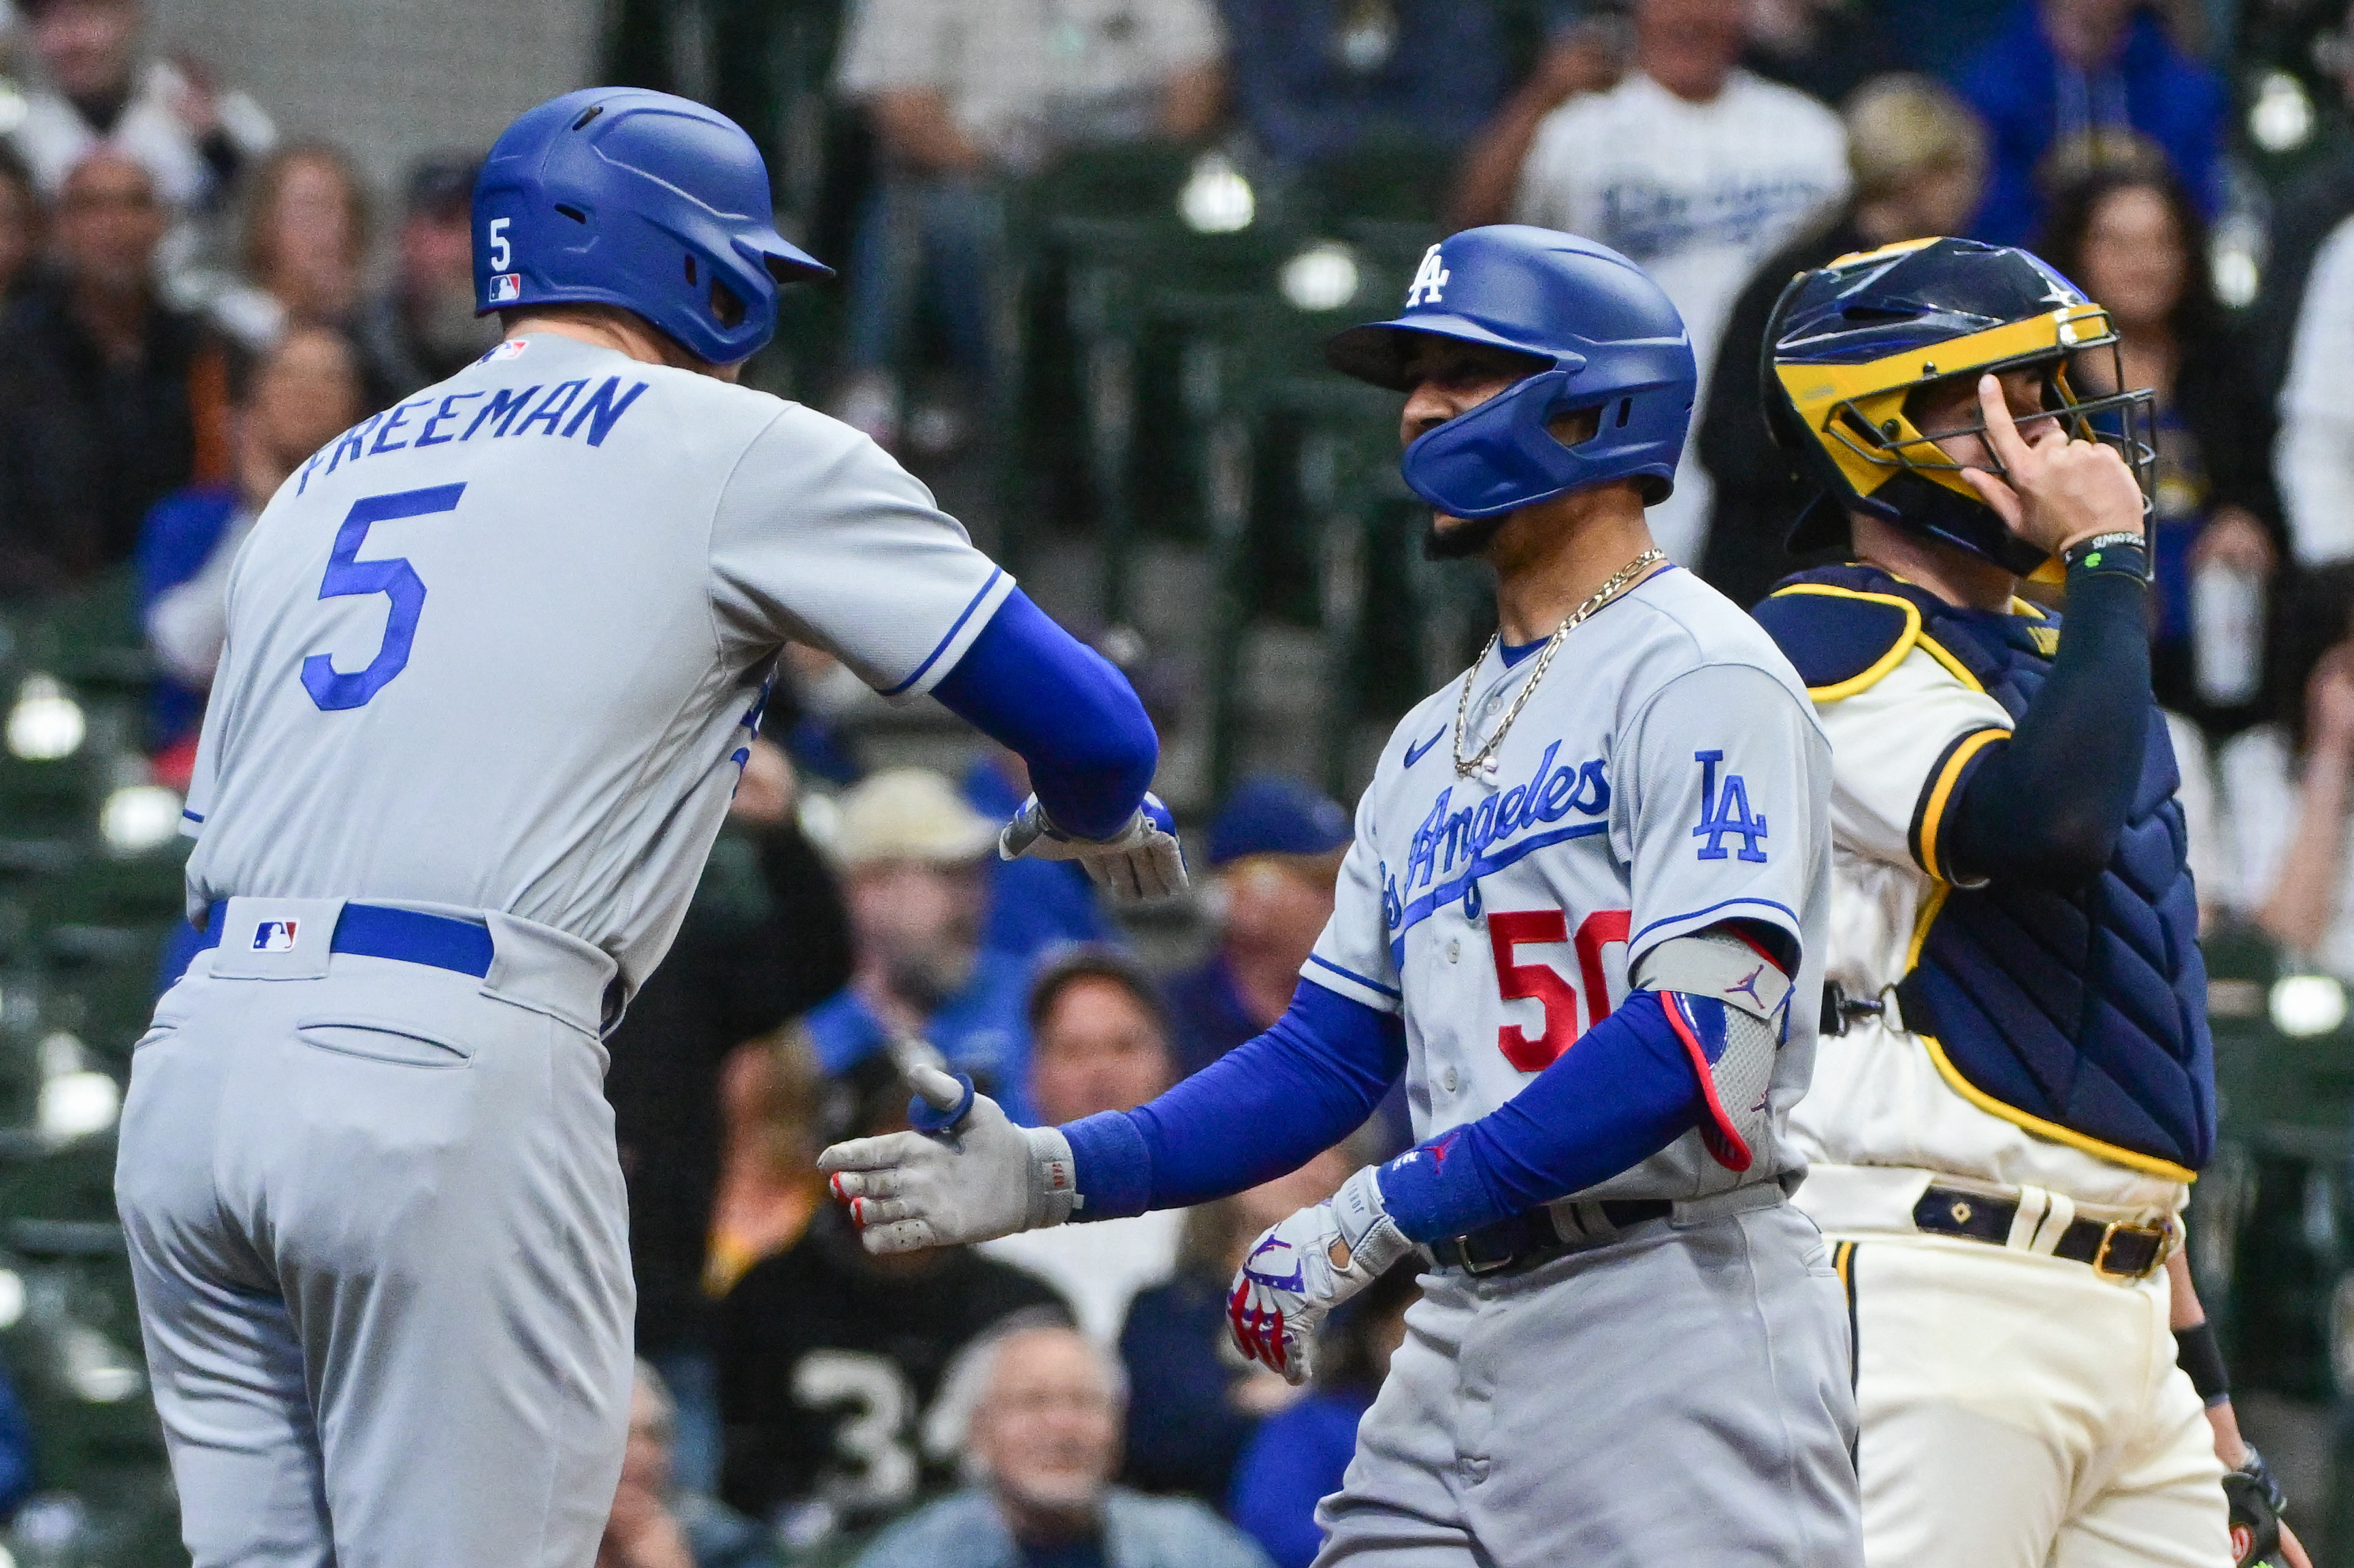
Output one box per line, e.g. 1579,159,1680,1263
1452,549,1666,781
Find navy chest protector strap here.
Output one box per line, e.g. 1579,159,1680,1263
1764,565,2214,1179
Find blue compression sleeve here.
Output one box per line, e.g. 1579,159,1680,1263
932,588,1157,841
1370,990,1705,1244
1064,981,1405,1218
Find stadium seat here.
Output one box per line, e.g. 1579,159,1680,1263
2193,930,2354,1407
1300,136,1460,228
0,1235,176,1561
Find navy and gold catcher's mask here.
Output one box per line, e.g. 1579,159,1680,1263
1763,236,2157,581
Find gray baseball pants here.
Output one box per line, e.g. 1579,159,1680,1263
1315,1193,1862,1567
114,899,634,1567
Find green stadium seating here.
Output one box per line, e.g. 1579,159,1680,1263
1298,135,1459,228
0,1159,180,1563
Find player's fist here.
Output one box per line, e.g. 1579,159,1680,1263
999,792,1188,900
1228,1166,1413,1386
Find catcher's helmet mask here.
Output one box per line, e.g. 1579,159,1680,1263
1765,236,2157,578
1831,337,2157,506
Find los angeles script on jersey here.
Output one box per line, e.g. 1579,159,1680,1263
294,371,651,497
1385,739,1610,938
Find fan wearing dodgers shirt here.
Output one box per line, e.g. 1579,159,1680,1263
113,90,1186,1568
821,226,1859,1567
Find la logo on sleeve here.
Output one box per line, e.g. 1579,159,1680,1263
1691,750,1769,864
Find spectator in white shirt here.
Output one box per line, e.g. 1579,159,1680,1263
981,949,1186,1342
2275,213,2354,566
829,0,1223,453
1459,0,1848,566
6,0,270,218
8,0,274,314
2219,567,2354,976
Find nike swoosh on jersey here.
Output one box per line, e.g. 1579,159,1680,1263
1403,728,1446,768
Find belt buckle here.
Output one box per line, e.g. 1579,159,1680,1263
2091,1220,2167,1281
1458,1241,1515,1277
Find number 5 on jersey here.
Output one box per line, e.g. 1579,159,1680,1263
1488,907,1629,1072
301,483,463,711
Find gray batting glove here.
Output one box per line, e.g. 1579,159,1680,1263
999,792,1188,900
817,1064,1081,1254
1228,1166,1414,1386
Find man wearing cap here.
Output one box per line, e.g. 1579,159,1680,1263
1162,775,1353,1080
353,151,502,404
803,768,1041,1121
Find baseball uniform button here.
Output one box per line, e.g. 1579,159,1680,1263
1443,1067,1459,1092
1446,938,1461,962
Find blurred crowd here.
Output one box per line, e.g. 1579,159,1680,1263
12,0,2354,1557
604,747,1390,1567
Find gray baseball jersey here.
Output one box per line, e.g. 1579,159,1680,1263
125,332,1015,1565
1306,565,1833,1200
180,332,1011,996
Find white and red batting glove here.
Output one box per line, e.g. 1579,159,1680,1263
819,1064,1080,1253
1228,1166,1413,1386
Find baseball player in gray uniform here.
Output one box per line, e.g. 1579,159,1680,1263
821,227,1860,1565
114,90,1182,1567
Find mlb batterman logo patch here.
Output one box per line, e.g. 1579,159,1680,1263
252,921,299,951
489,272,523,304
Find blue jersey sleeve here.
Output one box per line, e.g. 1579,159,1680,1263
1062,962,1740,1242
1369,988,1706,1244
1063,979,1405,1218
932,588,1158,841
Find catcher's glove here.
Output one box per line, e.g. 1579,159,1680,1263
2225,1444,2287,1567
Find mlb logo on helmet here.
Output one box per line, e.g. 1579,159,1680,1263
489,273,523,304
252,921,299,952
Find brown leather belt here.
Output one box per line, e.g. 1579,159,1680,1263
1912,1184,2170,1279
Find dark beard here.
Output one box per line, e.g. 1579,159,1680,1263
1422,510,1510,561
885,945,977,1013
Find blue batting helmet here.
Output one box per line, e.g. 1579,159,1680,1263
1326,226,1695,518
473,88,830,366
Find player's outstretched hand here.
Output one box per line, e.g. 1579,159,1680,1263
817,1064,1081,1254
1228,1166,1415,1386
999,792,1188,900
1959,372,2144,559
